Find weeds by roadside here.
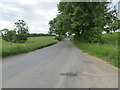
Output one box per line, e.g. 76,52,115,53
72,32,119,67
2,36,57,57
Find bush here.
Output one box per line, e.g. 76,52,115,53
55,36,64,41
2,20,29,43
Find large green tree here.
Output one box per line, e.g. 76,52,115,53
49,2,119,43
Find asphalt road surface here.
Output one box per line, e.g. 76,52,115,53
2,39,118,88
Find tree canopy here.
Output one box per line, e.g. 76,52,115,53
49,2,119,42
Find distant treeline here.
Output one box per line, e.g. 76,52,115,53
28,33,55,37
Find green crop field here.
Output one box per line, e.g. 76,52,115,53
72,32,119,67
1,36,57,57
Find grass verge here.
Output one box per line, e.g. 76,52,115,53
1,36,58,57
72,32,119,67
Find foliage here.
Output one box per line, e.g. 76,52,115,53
49,14,69,41
55,36,64,41
49,2,119,43
28,33,55,37
2,20,29,43
1,29,17,42
2,36,57,57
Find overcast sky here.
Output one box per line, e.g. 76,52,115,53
0,0,119,34
0,0,60,33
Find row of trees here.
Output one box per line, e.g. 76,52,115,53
1,20,29,43
49,2,119,43
28,33,55,37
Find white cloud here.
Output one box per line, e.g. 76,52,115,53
6,0,38,5
35,8,58,20
35,9,57,16
0,2,20,12
0,21,13,29
0,1,58,33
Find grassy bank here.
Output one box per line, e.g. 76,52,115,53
72,32,119,67
1,36,58,57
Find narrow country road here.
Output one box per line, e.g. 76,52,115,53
2,39,118,88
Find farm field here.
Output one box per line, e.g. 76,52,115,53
72,32,119,67
1,36,57,57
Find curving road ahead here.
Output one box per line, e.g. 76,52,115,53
2,39,118,88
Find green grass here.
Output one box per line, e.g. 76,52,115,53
72,32,119,67
102,32,118,46
1,36,58,57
